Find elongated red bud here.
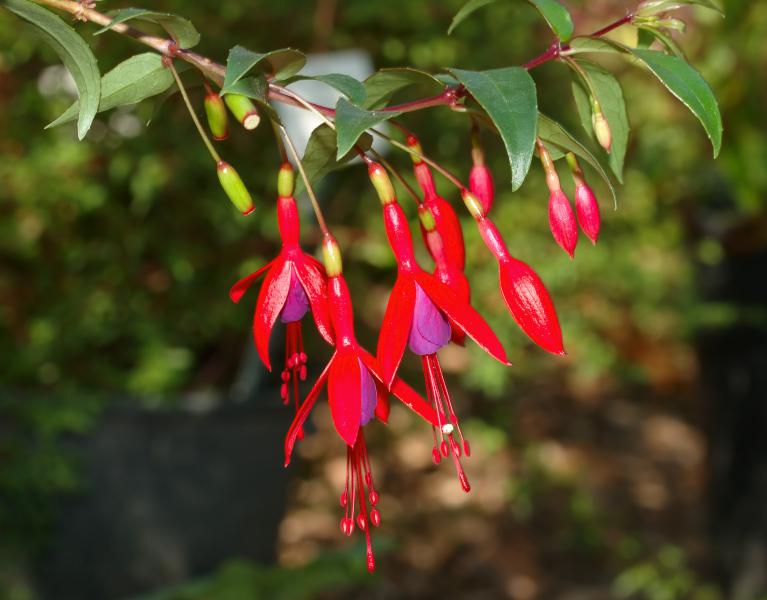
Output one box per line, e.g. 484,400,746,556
224,93,261,130
204,90,228,141
567,153,601,244
548,189,578,258
216,161,254,215
407,135,438,198
592,111,612,153
469,164,495,215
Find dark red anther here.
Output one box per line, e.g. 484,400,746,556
432,447,441,464
440,440,449,458
370,508,381,527
463,439,471,457
369,490,379,505
357,514,367,531
340,491,348,507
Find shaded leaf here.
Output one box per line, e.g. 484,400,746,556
334,98,401,159
363,67,445,109
635,26,686,58
527,0,574,42
637,0,724,17
94,8,200,49
222,45,305,93
448,0,498,34
451,67,537,190
565,37,625,56
3,0,100,140
284,73,366,104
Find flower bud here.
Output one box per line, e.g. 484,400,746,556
548,189,578,258
461,189,485,221
224,93,261,130
322,234,343,277
592,111,612,153
204,91,229,141
406,135,423,164
277,162,295,197
418,205,436,232
216,161,254,215
469,164,495,214
566,152,601,244
368,162,395,205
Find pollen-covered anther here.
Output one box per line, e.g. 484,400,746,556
441,423,454,435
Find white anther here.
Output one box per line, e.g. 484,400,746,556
441,423,454,435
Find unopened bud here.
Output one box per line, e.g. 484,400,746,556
224,94,261,130
549,189,578,258
216,161,254,215
368,162,395,205
277,162,294,197
204,91,229,141
406,135,424,164
418,205,436,232
322,234,343,276
461,189,485,220
566,154,600,245
469,164,495,214
537,141,561,192
592,111,612,153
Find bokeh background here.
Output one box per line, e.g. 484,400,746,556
1,0,766,598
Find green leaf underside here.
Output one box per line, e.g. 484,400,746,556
4,0,100,140
284,74,366,105
222,45,306,94
48,53,178,128
571,59,630,183
636,27,686,58
630,48,722,157
637,0,724,17
451,67,537,191
363,68,445,109
565,37,625,56
448,0,498,34
334,98,401,159
224,75,280,123
94,8,200,49
538,113,618,208
527,0,574,42
294,125,373,196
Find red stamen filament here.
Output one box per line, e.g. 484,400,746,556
281,322,308,439
421,354,471,492
339,432,380,572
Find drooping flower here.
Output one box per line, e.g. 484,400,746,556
469,130,495,214
369,163,509,488
230,163,333,429
538,139,578,257
567,152,601,244
284,235,440,572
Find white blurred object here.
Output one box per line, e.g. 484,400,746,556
275,49,388,158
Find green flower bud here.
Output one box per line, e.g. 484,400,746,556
217,161,254,215
322,235,343,276
277,162,295,197
224,94,261,131
592,111,612,153
368,162,395,205
204,91,229,141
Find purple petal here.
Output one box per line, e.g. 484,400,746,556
279,268,310,323
359,359,377,425
407,283,451,355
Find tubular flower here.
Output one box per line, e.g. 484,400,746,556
567,153,601,245
538,140,578,258
408,135,470,345
469,132,495,214
369,163,509,488
284,235,439,572
462,189,565,356
229,163,333,427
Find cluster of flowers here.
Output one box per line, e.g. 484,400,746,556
221,108,604,569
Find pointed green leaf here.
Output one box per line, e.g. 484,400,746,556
637,0,724,17
294,125,373,196
334,98,401,159
3,0,100,140
527,0,574,42
565,37,625,56
48,53,180,127
570,60,630,183
630,48,722,156
451,67,538,190
284,74,366,105
363,67,445,109
635,26,686,58
94,8,200,49
222,45,306,93
538,113,617,207
448,0,498,34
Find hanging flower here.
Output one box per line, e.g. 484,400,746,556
538,139,578,257
567,153,601,245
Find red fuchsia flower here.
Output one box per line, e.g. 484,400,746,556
461,188,565,356
567,152,601,245
469,129,495,214
368,162,509,489
538,139,578,258
408,135,470,345
284,234,439,573
229,163,333,430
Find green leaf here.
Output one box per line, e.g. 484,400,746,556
334,98,401,159
3,0,100,140
283,74,366,105
565,37,625,56
363,68,445,109
94,8,200,49
222,45,306,93
637,0,724,17
48,53,179,128
448,0,498,34
570,60,630,183
294,125,373,196
629,48,722,156
450,67,537,190
527,0,574,42
635,26,686,58
538,113,617,207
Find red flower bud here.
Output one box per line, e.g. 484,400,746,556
575,182,601,245
469,164,495,215
204,90,228,141
548,189,578,258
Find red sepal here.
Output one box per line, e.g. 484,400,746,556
377,276,416,389
498,257,564,355
374,382,390,424
252,259,292,371
295,260,333,346
229,260,275,303
328,350,362,446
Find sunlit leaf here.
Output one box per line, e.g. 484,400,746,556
527,0,574,42
334,98,401,159
222,45,306,93
363,67,445,109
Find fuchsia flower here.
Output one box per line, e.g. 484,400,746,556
230,164,333,427
284,234,439,572
538,139,578,258
567,153,601,245
368,162,509,489
469,132,495,214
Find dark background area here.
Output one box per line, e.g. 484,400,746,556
1,0,766,598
